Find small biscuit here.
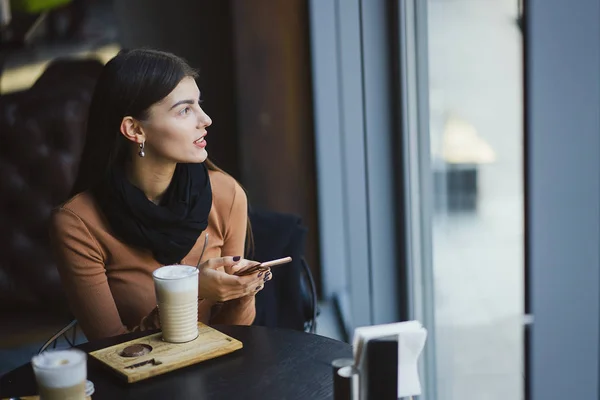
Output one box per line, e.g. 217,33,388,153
120,344,151,357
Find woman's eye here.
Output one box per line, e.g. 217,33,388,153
179,107,191,116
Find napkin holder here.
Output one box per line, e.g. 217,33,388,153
362,336,399,400
333,336,417,400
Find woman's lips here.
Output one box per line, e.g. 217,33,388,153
194,137,207,148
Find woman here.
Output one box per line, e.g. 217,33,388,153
50,49,268,341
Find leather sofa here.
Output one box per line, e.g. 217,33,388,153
0,58,103,356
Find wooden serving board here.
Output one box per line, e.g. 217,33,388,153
89,322,242,383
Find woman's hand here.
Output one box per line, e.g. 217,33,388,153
132,306,161,332
198,257,272,302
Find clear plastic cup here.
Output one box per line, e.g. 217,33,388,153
31,349,87,400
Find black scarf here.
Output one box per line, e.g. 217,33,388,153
94,163,212,265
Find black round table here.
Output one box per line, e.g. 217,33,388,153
0,325,352,400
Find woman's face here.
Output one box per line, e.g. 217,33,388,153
140,76,211,164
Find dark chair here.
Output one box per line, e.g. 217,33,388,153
38,319,80,354
247,209,319,333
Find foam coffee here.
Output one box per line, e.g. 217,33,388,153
153,265,199,343
31,349,87,400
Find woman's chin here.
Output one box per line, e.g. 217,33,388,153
167,149,208,164
189,149,208,163
198,149,208,162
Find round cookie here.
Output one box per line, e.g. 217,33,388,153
120,344,152,357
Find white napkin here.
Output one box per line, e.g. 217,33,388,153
352,321,427,398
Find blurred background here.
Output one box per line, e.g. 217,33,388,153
0,0,597,399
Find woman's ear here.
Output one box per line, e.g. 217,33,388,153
120,116,145,144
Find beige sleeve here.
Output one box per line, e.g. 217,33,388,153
210,181,256,325
49,208,158,340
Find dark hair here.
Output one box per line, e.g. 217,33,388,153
71,48,254,251
71,48,198,195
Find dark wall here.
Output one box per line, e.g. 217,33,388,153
113,0,321,290
231,0,320,289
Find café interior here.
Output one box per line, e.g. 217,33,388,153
0,0,597,399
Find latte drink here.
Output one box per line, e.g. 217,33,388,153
31,349,87,400
153,265,199,343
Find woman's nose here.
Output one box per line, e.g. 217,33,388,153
198,108,212,128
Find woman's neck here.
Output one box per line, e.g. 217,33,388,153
127,157,177,205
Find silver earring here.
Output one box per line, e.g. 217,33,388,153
138,142,145,157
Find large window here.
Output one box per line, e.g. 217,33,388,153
311,1,600,399
310,0,525,397
402,0,525,398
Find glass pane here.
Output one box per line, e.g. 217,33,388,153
426,0,524,399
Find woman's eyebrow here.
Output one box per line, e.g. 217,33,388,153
169,99,196,110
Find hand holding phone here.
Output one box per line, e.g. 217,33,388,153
233,257,293,277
